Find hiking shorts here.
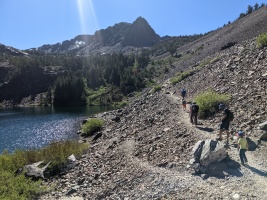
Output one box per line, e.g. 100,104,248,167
220,121,230,130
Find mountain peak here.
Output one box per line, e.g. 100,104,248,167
122,16,160,47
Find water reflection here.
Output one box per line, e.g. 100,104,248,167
0,106,113,153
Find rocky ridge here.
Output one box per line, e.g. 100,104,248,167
32,17,160,55
41,36,267,199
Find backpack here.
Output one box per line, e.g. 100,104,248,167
191,104,199,113
181,89,186,95
226,110,234,121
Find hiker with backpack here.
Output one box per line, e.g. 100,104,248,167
190,102,199,125
217,104,234,144
181,88,186,98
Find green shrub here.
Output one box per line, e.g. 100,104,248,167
0,170,46,200
256,33,267,48
194,90,230,119
82,118,104,136
0,140,87,199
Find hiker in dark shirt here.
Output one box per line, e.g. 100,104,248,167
181,88,186,98
217,104,234,144
190,102,199,126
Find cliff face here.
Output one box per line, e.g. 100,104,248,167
0,67,57,104
0,62,15,85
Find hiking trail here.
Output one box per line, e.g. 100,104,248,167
163,79,267,199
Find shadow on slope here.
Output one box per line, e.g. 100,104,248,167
206,157,243,179
196,126,215,133
244,165,267,177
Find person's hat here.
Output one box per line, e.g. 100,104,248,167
192,101,196,104
238,131,244,136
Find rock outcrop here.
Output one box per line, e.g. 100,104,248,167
189,140,227,174
258,121,267,140
24,161,51,179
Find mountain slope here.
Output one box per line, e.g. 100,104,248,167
169,6,267,75
41,34,267,199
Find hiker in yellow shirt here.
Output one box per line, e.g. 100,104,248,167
237,131,248,165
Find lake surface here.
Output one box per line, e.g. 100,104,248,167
0,106,112,153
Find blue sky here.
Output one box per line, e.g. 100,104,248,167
1,0,266,50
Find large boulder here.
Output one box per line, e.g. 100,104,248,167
64,154,77,171
200,140,227,166
189,140,228,173
257,121,267,141
24,161,51,179
258,121,267,131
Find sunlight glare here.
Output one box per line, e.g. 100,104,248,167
76,0,99,34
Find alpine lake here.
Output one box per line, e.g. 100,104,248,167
0,106,113,153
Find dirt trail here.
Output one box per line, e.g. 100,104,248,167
163,81,267,199
164,79,217,142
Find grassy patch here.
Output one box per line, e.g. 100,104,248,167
194,90,230,119
170,70,193,85
152,85,162,93
81,118,104,137
0,140,87,199
256,33,267,48
195,59,212,70
114,101,128,109
195,44,204,52
86,86,123,106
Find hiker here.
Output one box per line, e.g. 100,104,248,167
190,101,199,125
237,131,248,165
217,104,234,144
182,98,186,111
181,88,186,98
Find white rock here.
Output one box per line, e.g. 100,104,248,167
233,193,240,199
